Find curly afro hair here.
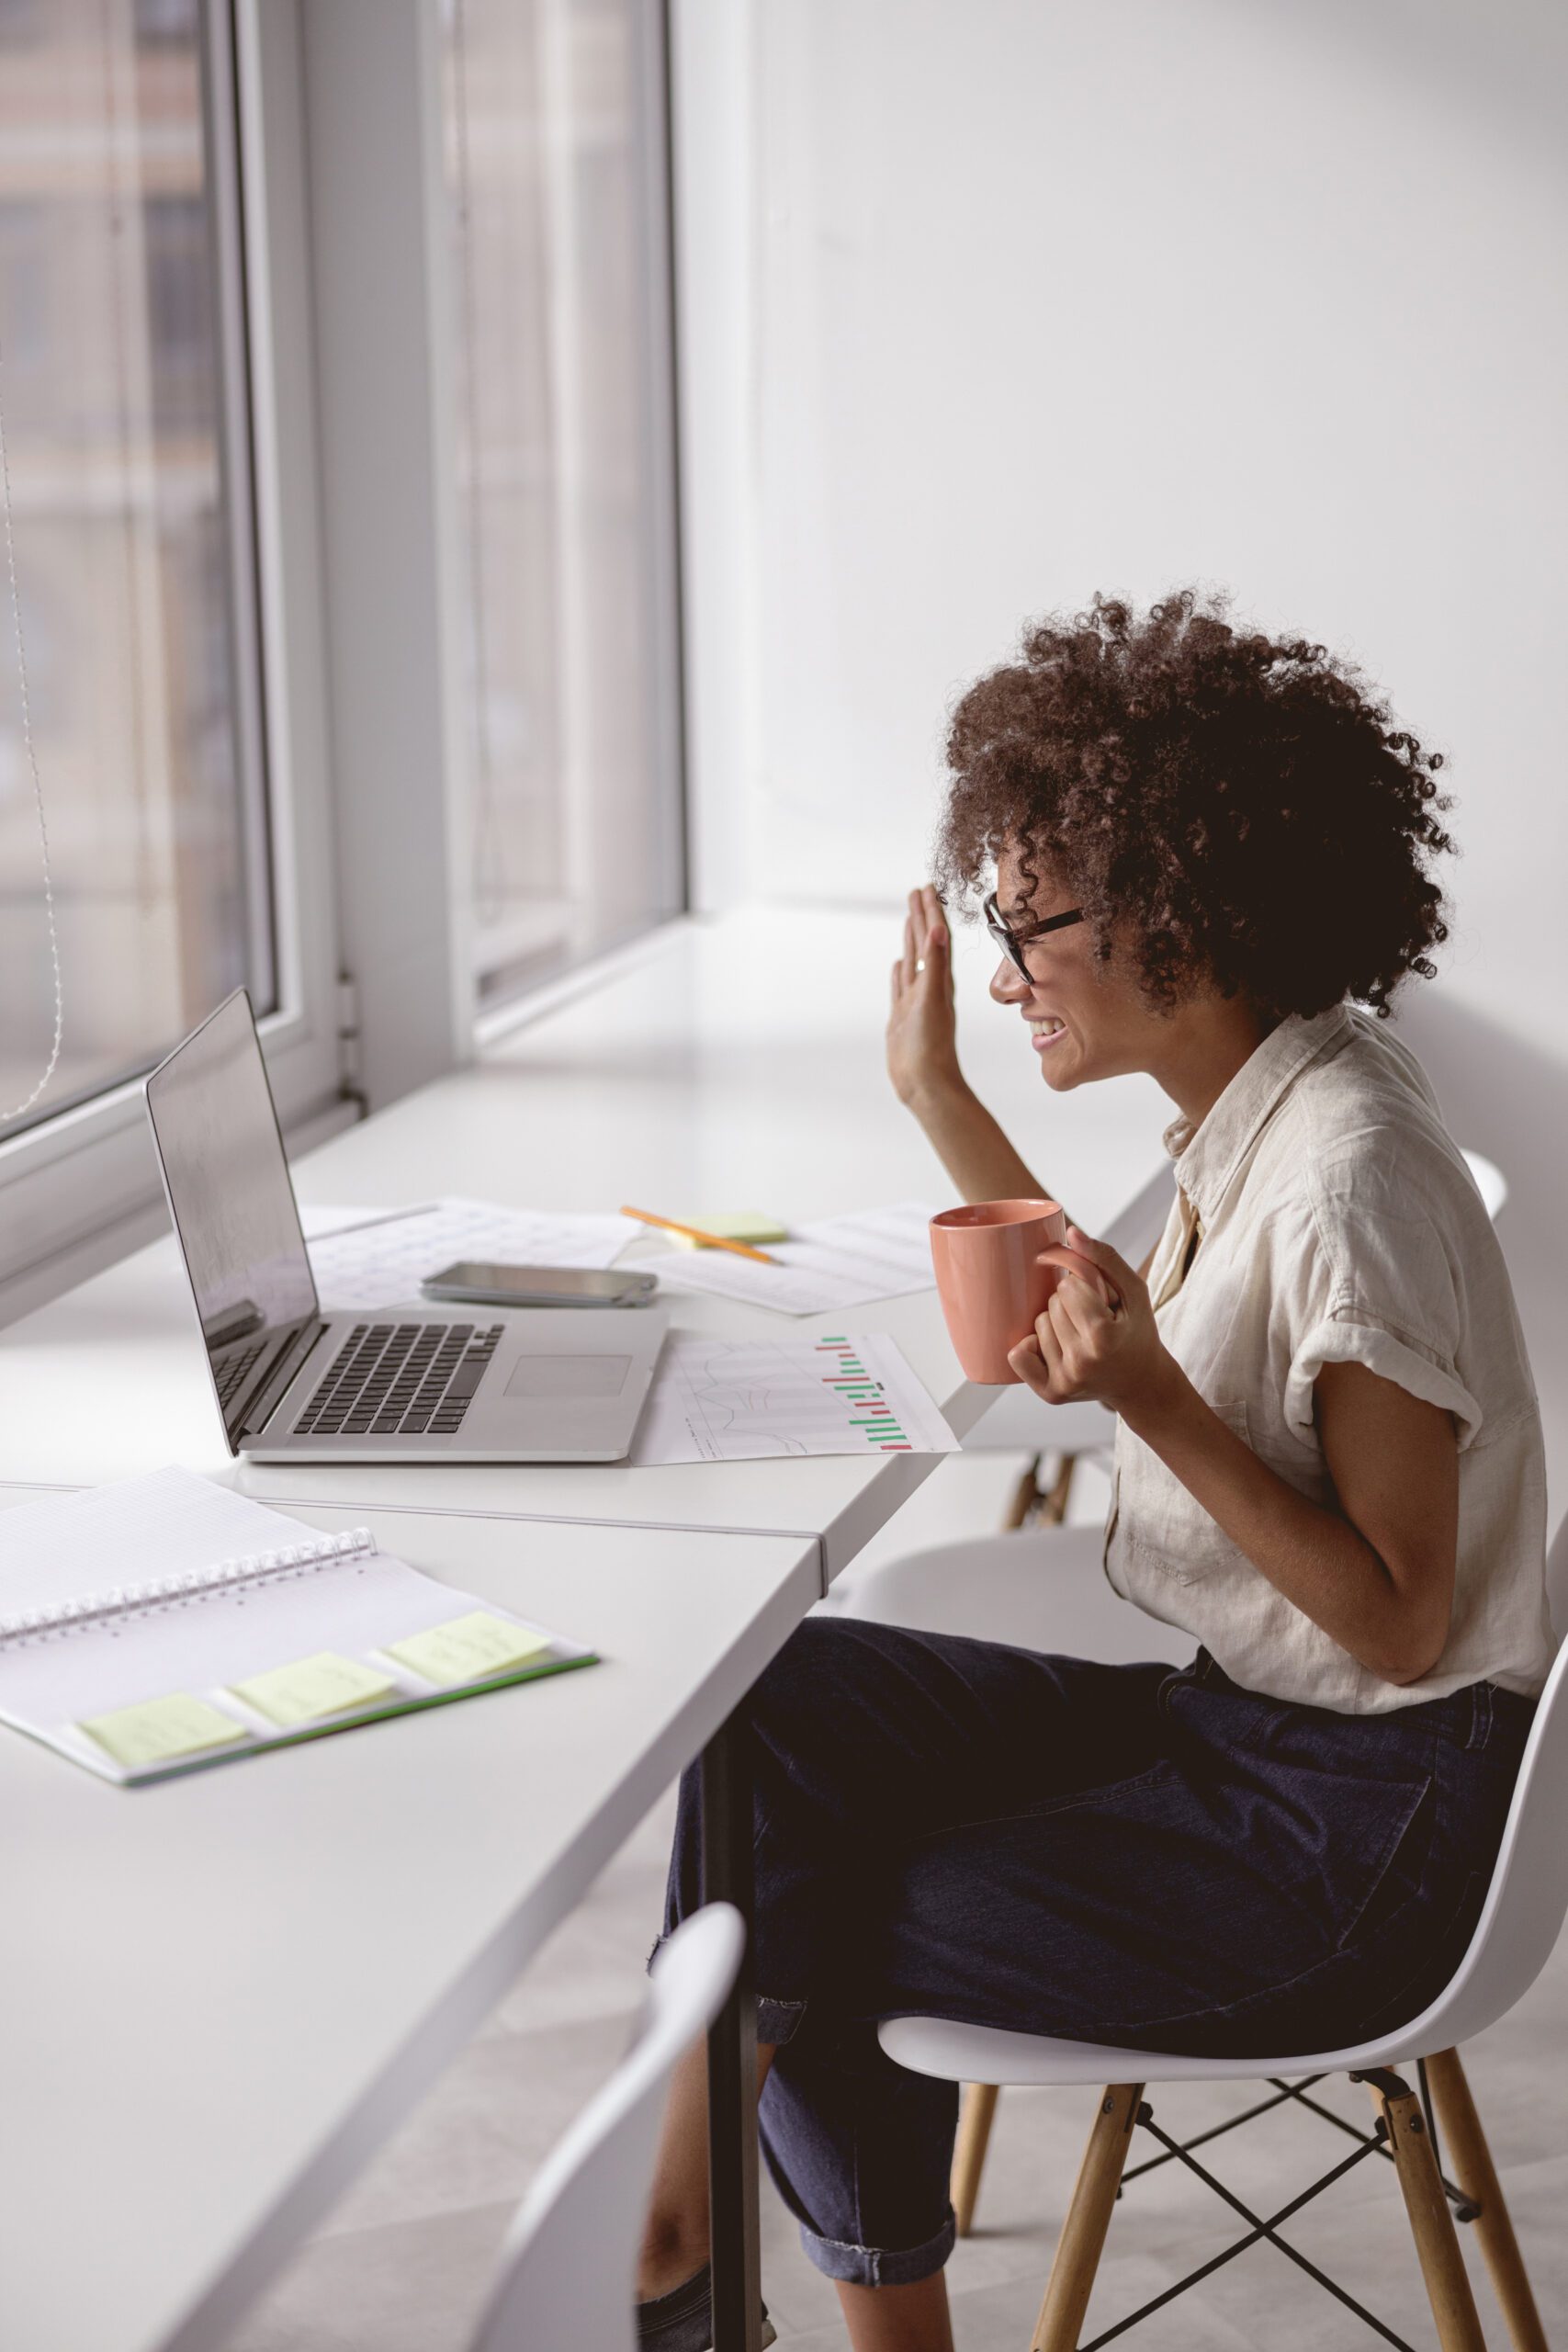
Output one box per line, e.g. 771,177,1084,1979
935,587,1455,1021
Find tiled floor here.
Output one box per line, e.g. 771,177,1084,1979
225,1459,1568,2349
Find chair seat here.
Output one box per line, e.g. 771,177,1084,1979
962,1388,1117,1455
833,1524,1198,1666
878,2008,1442,2090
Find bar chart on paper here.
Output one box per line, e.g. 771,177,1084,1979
633,1333,959,1464
813,1339,924,1450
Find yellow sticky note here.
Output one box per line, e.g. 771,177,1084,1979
668,1212,789,1252
386,1611,552,1687
229,1652,395,1729
81,1692,249,1770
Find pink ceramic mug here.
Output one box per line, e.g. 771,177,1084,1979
929,1200,1115,1384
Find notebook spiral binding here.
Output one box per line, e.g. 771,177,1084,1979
0,1527,377,1648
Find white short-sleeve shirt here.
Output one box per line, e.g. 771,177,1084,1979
1103,1003,1554,1713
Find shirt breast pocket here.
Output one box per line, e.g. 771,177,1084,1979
1121,1397,1256,1589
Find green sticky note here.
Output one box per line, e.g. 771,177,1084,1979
81,1692,249,1770
229,1652,396,1729
668,1211,789,1251
386,1611,553,1687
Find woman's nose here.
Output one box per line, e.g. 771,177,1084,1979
990,956,1030,1006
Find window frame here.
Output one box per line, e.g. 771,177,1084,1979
640,0,694,953
0,0,347,1319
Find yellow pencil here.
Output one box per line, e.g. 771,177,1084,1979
620,1205,780,1264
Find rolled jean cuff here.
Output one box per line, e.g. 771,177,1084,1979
796,2205,956,2288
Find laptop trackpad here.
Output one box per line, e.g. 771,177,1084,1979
504,1354,632,1399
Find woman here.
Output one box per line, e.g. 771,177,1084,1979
637,590,1553,2352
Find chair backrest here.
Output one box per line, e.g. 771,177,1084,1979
466,1904,744,2352
1459,1146,1508,1222
1399,1514,1568,2051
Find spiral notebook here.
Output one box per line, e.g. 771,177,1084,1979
0,1468,596,1786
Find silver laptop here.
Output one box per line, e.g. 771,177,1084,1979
144,991,668,1464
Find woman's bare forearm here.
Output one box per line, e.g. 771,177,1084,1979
906,1075,1054,1206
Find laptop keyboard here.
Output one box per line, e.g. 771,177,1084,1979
294,1322,504,1439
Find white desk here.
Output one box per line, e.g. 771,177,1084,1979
0,1487,818,2352
0,906,1169,2352
0,909,1168,1584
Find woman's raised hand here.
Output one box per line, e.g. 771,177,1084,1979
886,885,1051,1203
886,885,961,1110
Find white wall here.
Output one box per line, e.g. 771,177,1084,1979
688,0,1568,1027
675,0,1568,1489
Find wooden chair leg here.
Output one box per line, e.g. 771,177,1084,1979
1038,1452,1077,1526
1363,2077,1487,2352
1032,2084,1144,2352
1002,1454,1044,1530
1425,2049,1548,2352
952,2082,998,2237
999,1451,1079,1532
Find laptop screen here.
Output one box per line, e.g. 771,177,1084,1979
145,990,319,1443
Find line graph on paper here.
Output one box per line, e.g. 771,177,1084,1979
632,1333,959,1465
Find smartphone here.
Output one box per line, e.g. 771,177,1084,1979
421,1261,659,1308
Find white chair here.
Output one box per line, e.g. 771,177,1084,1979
832,1522,1192,1666
1462,1148,1508,1223
467,1903,744,2352
876,1524,1568,2350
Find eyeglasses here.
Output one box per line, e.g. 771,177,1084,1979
982,890,1085,981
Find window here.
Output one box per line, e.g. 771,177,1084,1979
0,1,688,1309
443,0,684,1004
0,0,270,1136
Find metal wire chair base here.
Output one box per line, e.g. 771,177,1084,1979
1078,2064,1474,2351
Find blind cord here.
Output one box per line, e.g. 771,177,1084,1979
0,340,64,1124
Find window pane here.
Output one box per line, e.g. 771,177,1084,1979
444,0,683,1004
0,0,270,1135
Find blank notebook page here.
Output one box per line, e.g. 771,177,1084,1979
0,1468,316,1612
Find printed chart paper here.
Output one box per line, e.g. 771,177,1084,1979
302,1198,637,1311
633,1332,958,1464
645,1203,940,1315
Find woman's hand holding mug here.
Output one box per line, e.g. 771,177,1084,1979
1009,1227,1175,1419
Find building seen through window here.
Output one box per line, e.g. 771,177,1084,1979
0,0,269,1132
444,0,683,1002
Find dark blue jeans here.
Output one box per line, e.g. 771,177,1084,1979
658,1618,1532,2288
